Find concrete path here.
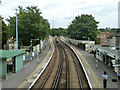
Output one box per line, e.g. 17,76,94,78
2,39,54,89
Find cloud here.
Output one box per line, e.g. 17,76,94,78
0,0,119,28
96,11,118,28
64,17,73,20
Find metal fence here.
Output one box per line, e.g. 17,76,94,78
22,40,50,63
23,51,37,63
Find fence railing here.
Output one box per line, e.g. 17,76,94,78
20,46,30,50
22,40,50,63
23,51,37,63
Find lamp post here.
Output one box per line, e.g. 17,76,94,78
16,9,18,50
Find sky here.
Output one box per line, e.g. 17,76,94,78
0,0,119,28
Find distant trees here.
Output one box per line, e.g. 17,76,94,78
68,14,99,43
50,27,68,36
7,6,50,46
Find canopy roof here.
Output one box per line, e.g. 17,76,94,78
0,50,25,59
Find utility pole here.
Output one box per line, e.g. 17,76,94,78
16,9,18,50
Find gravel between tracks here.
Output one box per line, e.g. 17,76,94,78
32,38,90,89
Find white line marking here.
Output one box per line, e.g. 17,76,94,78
86,68,91,75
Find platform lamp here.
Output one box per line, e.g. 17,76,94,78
15,9,18,50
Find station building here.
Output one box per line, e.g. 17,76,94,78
93,29,120,73
0,50,25,79
68,38,120,74
93,45,120,73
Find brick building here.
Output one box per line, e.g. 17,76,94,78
98,32,110,45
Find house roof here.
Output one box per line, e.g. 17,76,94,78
0,50,25,59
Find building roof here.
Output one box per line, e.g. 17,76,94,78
93,45,119,60
0,50,25,59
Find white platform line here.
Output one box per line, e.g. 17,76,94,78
60,39,93,90
28,40,55,89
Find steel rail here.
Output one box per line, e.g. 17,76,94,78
52,56,63,89
40,55,57,88
30,38,57,89
28,39,55,89
40,39,58,88
59,40,71,89
52,40,63,89
60,38,91,89
60,39,84,90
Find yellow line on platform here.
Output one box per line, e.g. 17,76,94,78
72,46,103,88
17,49,51,88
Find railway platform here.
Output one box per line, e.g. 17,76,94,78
2,39,54,89
63,39,119,89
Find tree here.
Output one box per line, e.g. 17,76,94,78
7,6,50,46
1,17,8,49
50,27,68,36
68,14,99,43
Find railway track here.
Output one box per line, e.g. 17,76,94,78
30,38,90,89
54,38,71,89
60,39,89,89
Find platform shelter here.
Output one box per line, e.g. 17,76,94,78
0,50,25,79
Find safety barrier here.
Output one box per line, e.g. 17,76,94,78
23,51,37,63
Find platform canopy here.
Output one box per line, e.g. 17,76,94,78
0,50,25,59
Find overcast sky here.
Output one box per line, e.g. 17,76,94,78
0,0,119,28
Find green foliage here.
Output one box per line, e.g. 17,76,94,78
50,27,68,36
2,18,8,49
68,14,99,43
98,28,117,34
7,6,50,46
